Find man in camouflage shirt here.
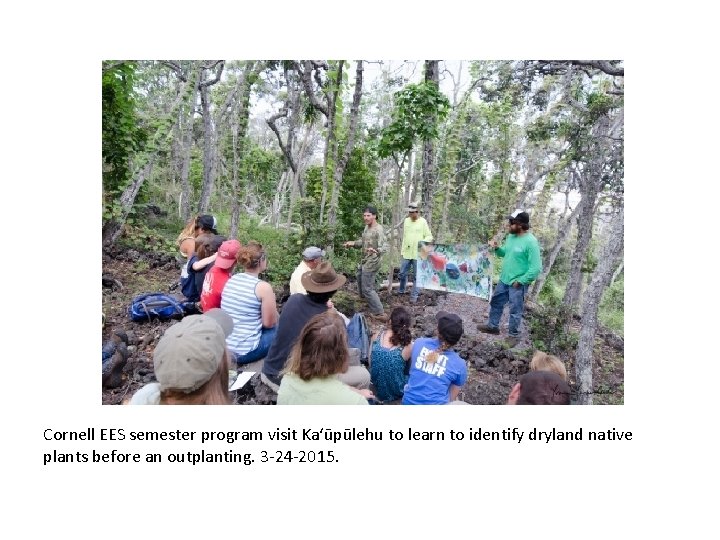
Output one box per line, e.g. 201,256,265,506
343,205,388,322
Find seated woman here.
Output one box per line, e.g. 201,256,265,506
369,306,413,402
201,239,240,312
181,234,222,303
129,308,234,405
176,215,200,259
402,311,467,405
278,311,374,405
221,241,278,364
177,214,218,258
192,234,226,302
178,214,219,297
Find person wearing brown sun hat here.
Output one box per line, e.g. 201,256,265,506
261,261,370,393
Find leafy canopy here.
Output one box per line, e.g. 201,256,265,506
378,82,450,160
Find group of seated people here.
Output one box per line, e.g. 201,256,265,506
128,214,571,405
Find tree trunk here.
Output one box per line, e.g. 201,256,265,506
178,102,194,222
327,61,364,238
318,86,339,224
385,159,405,293
403,149,414,207
271,170,289,226
102,160,156,244
286,125,313,229
420,60,440,226
228,62,260,238
528,202,581,303
198,84,216,213
575,207,624,404
559,177,598,332
196,62,225,213
558,113,611,333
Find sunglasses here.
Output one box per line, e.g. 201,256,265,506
409,210,418,214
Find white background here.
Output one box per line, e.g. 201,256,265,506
2,1,718,538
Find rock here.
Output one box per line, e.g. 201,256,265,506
125,330,138,345
111,329,128,345
102,351,128,389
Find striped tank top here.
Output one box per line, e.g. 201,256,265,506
221,272,262,355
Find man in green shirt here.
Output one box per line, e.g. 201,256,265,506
478,210,542,347
397,201,433,303
343,205,388,322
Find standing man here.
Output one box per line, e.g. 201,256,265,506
397,201,433,303
289,246,325,295
478,210,542,348
343,205,388,322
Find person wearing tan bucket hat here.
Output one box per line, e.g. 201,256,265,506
129,308,234,405
261,261,371,393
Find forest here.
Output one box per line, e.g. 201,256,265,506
101,59,624,405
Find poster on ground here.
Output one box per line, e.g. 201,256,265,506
415,241,493,300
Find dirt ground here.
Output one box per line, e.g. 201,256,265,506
102,245,624,405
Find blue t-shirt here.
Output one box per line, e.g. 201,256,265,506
402,337,467,405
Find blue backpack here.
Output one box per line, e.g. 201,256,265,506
128,292,190,322
346,312,371,366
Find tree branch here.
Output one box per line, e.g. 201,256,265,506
336,61,364,176
198,61,225,88
569,60,624,76
159,61,188,81
295,61,329,118
266,108,297,174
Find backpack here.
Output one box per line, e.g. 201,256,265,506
346,312,371,366
128,292,190,322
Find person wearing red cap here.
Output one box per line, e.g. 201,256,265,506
200,239,241,312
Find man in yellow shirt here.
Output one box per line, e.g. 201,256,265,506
397,202,433,303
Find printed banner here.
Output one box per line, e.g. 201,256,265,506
415,241,493,300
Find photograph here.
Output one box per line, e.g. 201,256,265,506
101,59,624,406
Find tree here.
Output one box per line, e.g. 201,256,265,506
102,63,199,245
296,60,365,243
575,206,624,404
420,60,440,224
196,61,225,213
378,80,450,290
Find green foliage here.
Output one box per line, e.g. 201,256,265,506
228,215,359,286
526,117,558,142
528,301,579,354
240,144,285,200
586,91,615,121
304,166,323,200
102,62,146,198
378,82,451,160
338,147,377,241
237,218,301,285
117,221,176,254
599,276,624,336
